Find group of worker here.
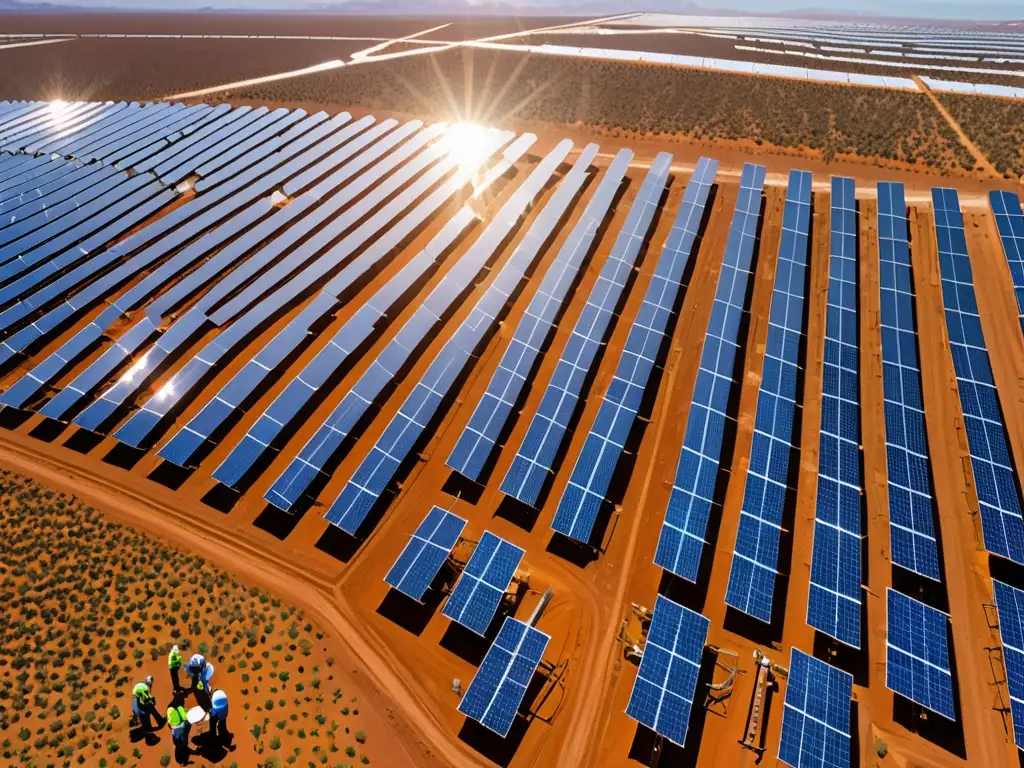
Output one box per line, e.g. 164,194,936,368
131,645,231,762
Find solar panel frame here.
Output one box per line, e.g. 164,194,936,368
383,506,466,602
654,162,768,582
725,168,813,622
499,152,674,507
441,532,525,636
885,588,955,720
624,594,709,746
807,176,864,649
991,579,1024,750
551,157,719,544
933,186,1024,566
457,617,551,738
778,648,853,768
877,182,941,581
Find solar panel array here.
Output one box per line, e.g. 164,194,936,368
807,176,863,650
778,648,853,768
933,187,1024,566
654,162,767,582
458,617,550,738
990,191,1024,338
885,589,955,719
552,158,719,544
499,153,674,507
445,148,633,482
991,579,1024,750
441,532,525,636
877,182,941,581
724,169,812,623
625,594,710,746
383,506,466,602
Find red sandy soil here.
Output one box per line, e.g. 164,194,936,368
0,99,1023,768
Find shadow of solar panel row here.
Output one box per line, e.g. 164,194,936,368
500,152,674,507
877,182,941,581
147,121,446,464
885,589,955,719
654,162,767,583
115,128,517,451
990,191,1024,338
778,648,853,768
726,168,812,623
446,147,630,482
261,133,538,510
0,110,352,373
0,112,357,410
807,176,863,649
384,506,466,602
933,187,1024,566
322,141,578,533
552,157,719,544
441,531,525,635
625,594,710,746
991,579,1024,750
458,616,550,738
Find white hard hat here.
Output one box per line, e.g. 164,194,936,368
144,675,154,686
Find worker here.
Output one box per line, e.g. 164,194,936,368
209,689,230,743
187,654,209,691
166,702,191,761
132,676,163,730
167,644,183,692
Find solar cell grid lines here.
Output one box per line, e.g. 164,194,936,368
990,191,1024,338
445,147,632,483
991,579,1024,750
654,162,767,583
877,182,941,581
320,140,584,534
441,532,525,636
551,157,719,545
725,168,812,623
500,152,674,507
778,648,853,768
624,594,710,746
457,617,550,738
806,176,864,649
885,589,955,719
933,187,1024,566
383,506,466,602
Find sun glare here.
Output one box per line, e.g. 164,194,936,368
119,354,149,384
442,122,494,195
48,99,71,128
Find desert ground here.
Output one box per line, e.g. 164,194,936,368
0,11,1024,768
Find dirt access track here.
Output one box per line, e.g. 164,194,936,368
0,127,1023,768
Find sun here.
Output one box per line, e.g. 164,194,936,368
441,122,495,196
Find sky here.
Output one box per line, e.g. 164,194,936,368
31,0,1024,21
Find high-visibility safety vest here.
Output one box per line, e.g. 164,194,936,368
168,649,182,670
166,706,188,727
132,683,153,704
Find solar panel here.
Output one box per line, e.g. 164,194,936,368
654,162,767,582
441,532,524,636
990,191,1024,338
625,594,709,745
383,506,466,602
458,617,550,738
319,142,581,532
885,589,955,719
500,152,674,507
991,579,1024,750
778,648,853,768
877,182,940,581
446,148,632,482
807,176,863,649
933,187,1024,566
551,157,720,544
725,169,813,622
